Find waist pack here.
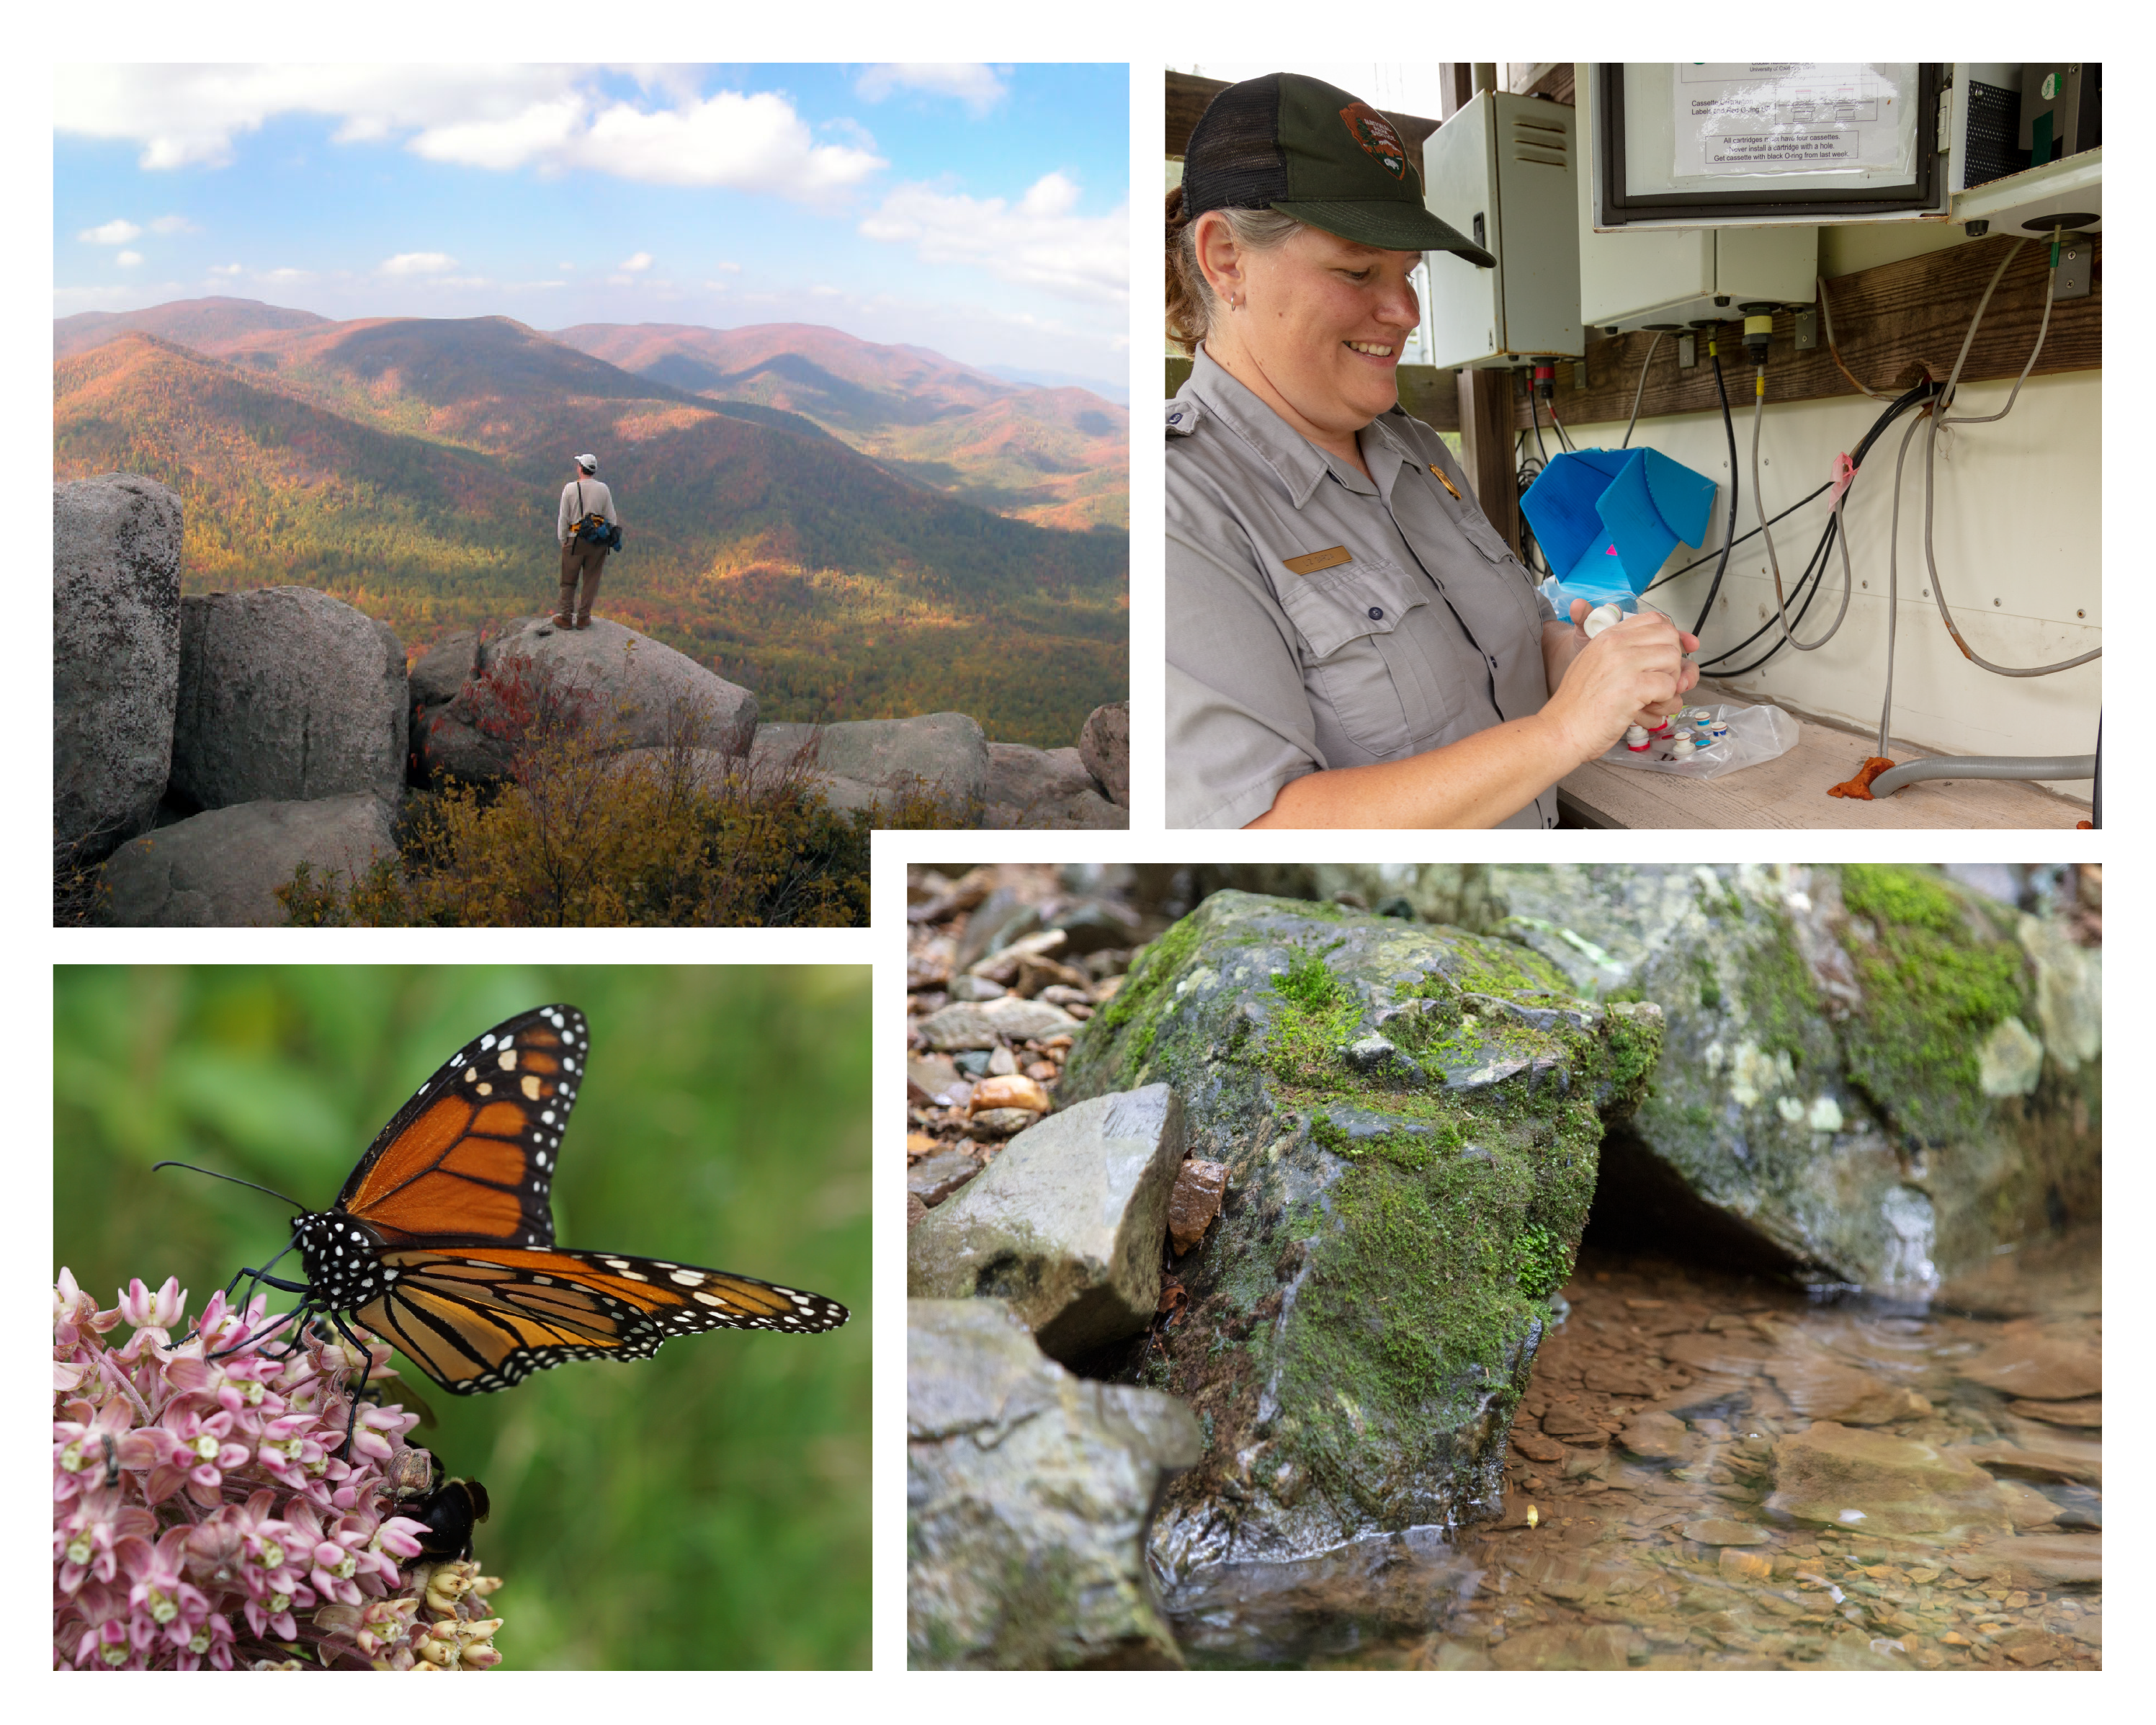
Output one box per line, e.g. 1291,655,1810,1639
572,514,621,549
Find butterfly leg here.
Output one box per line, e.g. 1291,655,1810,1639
318,1305,382,1466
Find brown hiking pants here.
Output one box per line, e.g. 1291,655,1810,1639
558,538,608,624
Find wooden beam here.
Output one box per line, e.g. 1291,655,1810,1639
1458,369,1522,557
1536,231,2100,432
1436,64,1473,122
1166,71,1229,159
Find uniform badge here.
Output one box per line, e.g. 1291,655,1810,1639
1339,103,1410,182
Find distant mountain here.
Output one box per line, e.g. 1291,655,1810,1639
553,321,1127,532
54,296,331,360
986,364,1130,404
53,303,1127,745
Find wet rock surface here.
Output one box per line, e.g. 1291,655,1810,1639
1166,1236,2100,1670
1053,891,1663,1595
908,1298,1202,1669
1494,865,2101,1291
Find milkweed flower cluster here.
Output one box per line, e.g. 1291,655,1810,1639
53,1270,505,1670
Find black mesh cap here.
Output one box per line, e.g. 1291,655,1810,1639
1183,72,1495,267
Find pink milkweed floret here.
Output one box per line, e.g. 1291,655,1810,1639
52,1270,504,1671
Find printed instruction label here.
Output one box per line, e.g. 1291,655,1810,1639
1672,63,1915,180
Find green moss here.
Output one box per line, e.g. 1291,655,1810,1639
1263,942,1364,1090
1087,911,1207,1082
1835,865,2028,1141
1737,909,1826,1071
1508,1223,1573,1299
1601,1012,1662,1097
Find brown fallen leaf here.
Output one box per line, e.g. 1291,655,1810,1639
1827,755,1897,799
1168,1158,1229,1253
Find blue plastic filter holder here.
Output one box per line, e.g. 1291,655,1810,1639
1520,447,1719,601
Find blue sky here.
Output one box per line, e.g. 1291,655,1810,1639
55,63,1130,388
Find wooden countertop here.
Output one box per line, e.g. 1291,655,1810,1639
1557,683,2094,830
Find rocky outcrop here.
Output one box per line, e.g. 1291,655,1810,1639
908,1298,1202,1670
1490,865,2101,1291
983,743,1124,829
54,474,183,866
99,793,397,926
411,616,757,785
1079,700,1130,808
909,1087,1187,1363
1055,891,1663,1596
751,713,988,822
172,587,407,808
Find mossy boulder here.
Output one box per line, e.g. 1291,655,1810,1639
1057,891,1662,1593
1493,864,2100,1288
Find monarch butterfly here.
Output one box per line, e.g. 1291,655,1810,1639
158,1004,847,1454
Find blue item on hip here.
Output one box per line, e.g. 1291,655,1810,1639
1520,447,1718,600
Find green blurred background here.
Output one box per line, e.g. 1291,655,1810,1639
53,966,870,1670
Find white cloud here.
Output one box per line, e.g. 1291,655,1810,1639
264,267,310,282
54,64,582,169
209,262,243,276
148,215,198,235
79,218,142,245
710,260,743,273
618,251,653,272
380,251,457,275
115,250,144,267
860,172,1127,307
856,64,1007,116
59,66,887,204
807,283,843,298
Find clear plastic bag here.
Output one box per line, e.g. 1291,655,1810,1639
1598,703,1799,779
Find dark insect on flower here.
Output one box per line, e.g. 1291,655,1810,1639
159,1004,849,1459
405,1472,491,1563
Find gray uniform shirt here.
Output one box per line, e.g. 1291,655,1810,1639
1167,348,1559,829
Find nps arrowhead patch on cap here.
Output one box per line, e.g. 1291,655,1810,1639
1338,103,1411,183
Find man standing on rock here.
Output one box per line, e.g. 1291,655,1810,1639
555,453,618,630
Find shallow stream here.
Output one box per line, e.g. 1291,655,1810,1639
1163,1231,2101,1670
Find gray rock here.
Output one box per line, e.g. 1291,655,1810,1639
99,793,397,926
416,616,758,785
1078,700,1130,808
752,713,987,824
982,742,1126,829
1056,891,1660,1595
171,587,407,808
1490,865,2101,1291
53,474,184,866
908,1298,1202,1669
908,1151,983,1208
915,997,1082,1051
909,1087,1186,1361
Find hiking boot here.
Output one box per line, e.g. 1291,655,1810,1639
551,612,575,628
573,615,592,629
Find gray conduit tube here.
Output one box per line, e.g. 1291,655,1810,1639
1868,754,2096,798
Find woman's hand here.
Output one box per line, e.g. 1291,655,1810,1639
1541,603,1700,759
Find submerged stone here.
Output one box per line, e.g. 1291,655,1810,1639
1766,1420,2010,1535
1056,891,1660,1598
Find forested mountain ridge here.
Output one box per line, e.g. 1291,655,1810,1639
553,318,1128,531
53,301,1127,745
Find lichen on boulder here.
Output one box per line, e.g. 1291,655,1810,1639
1055,891,1662,1595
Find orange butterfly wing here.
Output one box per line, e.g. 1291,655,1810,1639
337,1005,588,1249
352,1247,849,1394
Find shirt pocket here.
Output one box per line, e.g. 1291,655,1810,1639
1453,505,1521,569
1277,556,1457,757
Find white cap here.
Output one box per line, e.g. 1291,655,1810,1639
575,453,597,472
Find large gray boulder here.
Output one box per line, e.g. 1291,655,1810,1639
172,587,407,808
909,1087,1186,1362
1490,865,2101,1290
983,743,1126,829
908,1298,1203,1669
413,616,757,784
99,793,397,926
1056,891,1663,1595
1078,700,1130,808
54,473,184,866
751,713,988,824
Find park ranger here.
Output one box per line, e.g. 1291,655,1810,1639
1166,73,1699,829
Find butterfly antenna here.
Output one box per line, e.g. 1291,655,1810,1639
152,1161,304,1209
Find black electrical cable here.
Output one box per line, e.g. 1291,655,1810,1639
1686,347,1740,638
1529,386,1550,465
1642,482,1830,593
1694,379,1941,677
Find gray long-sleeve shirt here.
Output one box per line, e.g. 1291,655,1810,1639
558,476,618,546
1166,347,1558,829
